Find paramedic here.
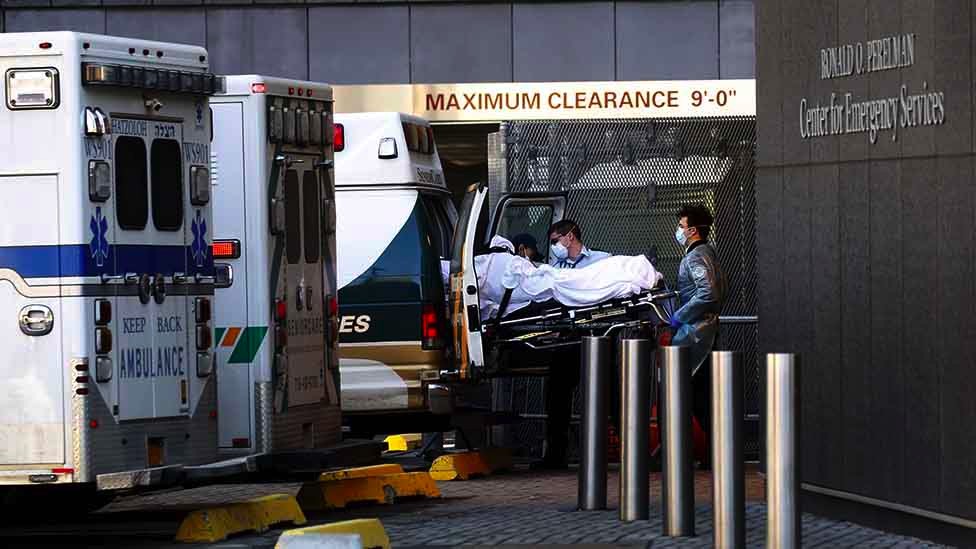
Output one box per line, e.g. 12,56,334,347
543,220,610,468
548,220,611,269
511,233,540,263
672,203,727,468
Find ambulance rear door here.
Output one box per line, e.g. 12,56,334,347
279,151,327,410
113,116,192,420
211,101,253,449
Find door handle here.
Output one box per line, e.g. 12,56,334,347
19,305,54,336
305,286,314,311
295,284,305,311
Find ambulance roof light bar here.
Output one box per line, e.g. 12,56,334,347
82,62,222,95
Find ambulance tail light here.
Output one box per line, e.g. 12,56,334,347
95,326,112,354
327,295,339,346
190,165,210,205
196,325,212,350
94,299,111,326
194,296,212,377
88,160,111,202
333,123,344,152
195,297,212,324
274,325,287,350
212,239,240,260
274,298,287,351
421,303,443,350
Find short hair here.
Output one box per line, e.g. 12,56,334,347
511,233,538,251
548,219,582,241
678,204,714,240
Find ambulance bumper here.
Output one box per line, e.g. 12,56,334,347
96,464,185,491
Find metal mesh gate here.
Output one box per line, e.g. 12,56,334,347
487,117,759,460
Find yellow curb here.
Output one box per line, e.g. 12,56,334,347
319,463,404,481
175,493,307,543
429,447,513,481
276,518,390,549
297,472,440,511
384,433,422,452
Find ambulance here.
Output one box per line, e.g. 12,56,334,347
211,76,341,455
334,112,458,434
0,32,220,490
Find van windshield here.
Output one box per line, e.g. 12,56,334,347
339,194,445,305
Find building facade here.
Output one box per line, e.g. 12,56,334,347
757,0,975,544
1,1,754,84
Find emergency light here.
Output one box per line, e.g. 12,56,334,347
82,62,221,95
212,239,240,259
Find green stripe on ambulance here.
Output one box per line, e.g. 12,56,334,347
216,326,269,364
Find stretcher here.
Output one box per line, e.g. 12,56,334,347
483,287,680,352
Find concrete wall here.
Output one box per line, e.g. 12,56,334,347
757,0,976,524
2,0,754,83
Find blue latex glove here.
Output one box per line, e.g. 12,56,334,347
669,315,681,330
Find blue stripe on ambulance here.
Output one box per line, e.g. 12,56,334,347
0,244,215,278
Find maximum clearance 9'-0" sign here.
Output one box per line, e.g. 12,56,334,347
332,80,755,121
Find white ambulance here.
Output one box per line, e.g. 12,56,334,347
335,112,463,435
211,76,341,456
0,32,220,490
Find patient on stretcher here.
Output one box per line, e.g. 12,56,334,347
471,236,664,321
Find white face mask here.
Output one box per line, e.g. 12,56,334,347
550,242,569,260
675,226,689,247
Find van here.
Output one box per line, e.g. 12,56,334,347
334,113,457,434
211,75,341,455
0,31,220,491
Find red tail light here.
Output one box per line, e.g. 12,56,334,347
421,303,442,350
212,239,240,259
328,295,338,317
333,123,344,152
275,299,287,322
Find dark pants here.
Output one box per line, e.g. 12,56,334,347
543,345,581,465
544,342,623,465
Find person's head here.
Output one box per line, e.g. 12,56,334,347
511,233,539,261
676,204,713,247
548,219,583,259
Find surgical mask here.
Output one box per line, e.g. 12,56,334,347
675,226,689,247
551,242,569,260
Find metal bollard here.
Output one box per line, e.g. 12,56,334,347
660,345,694,537
712,351,744,549
766,353,800,549
619,338,651,521
578,335,611,510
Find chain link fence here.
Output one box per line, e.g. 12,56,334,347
487,117,758,461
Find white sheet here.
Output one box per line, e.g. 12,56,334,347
475,237,663,321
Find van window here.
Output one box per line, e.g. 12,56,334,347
302,171,320,263
496,204,554,261
419,194,453,260
115,136,148,230
150,139,183,231
340,195,438,304
284,170,301,264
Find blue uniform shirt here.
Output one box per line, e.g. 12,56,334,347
549,246,611,269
